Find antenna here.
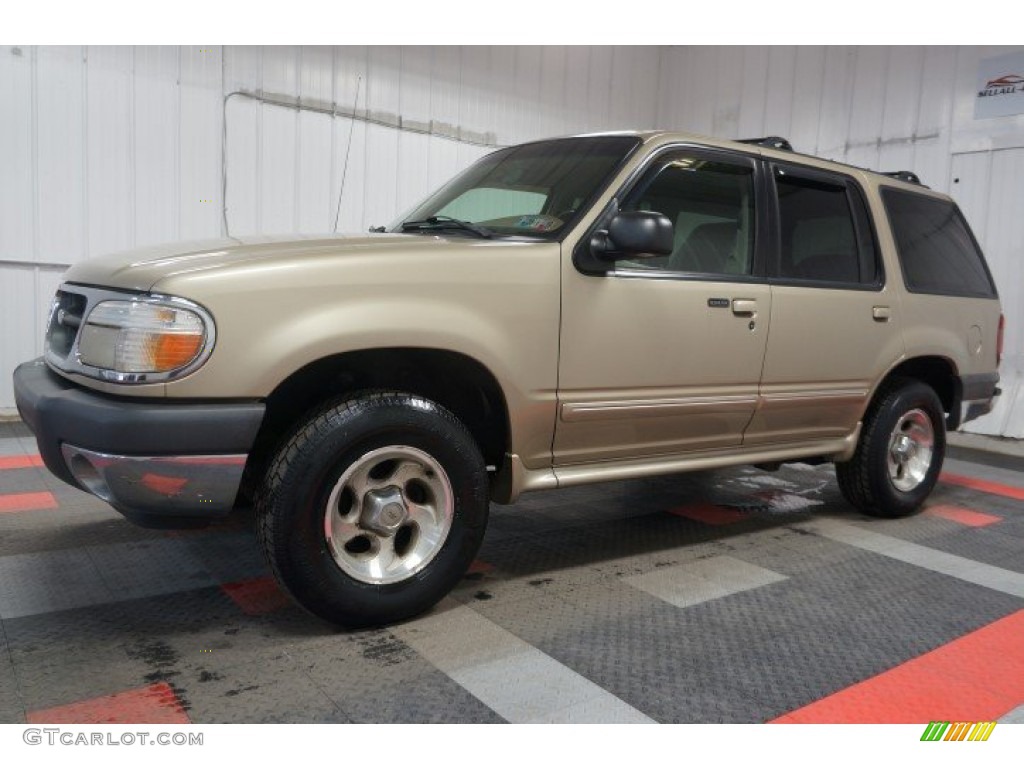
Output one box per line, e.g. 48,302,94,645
333,75,362,233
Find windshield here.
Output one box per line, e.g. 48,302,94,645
390,136,641,239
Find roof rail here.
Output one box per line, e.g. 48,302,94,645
880,170,923,186
737,136,793,152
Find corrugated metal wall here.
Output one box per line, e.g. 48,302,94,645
1,45,1021,436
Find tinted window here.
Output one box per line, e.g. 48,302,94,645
775,172,878,286
617,155,756,276
882,188,996,298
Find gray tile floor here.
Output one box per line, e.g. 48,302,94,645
0,421,1022,723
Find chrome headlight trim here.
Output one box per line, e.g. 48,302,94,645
45,284,217,385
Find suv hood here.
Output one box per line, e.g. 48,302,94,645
61,233,473,293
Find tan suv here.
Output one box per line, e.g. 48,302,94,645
13,132,1003,627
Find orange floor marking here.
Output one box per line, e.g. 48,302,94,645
771,610,1024,723
221,576,290,615
925,504,1002,528
0,454,44,470
27,682,190,724
668,502,748,526
940,472,1024,501
0,491,58,514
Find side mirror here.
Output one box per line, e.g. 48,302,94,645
590,211,673,261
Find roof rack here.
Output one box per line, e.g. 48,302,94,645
880,170,923,186
737,136,793,152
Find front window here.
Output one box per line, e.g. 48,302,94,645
390,136,641,239
617,153,757,276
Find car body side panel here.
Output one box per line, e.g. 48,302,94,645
746,282,904,444
151,242,562,471
554,269,771,464
862,178,1003,386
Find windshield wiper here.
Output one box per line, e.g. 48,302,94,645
399,215,493,239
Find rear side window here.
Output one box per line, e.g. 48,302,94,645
882,189,997,298
773,170,880,287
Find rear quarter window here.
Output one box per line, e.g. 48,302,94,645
881,188,997,298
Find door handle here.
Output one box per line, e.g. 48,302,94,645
731,299,757,316
872,306,891,322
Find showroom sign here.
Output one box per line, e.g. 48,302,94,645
975,50,1024,118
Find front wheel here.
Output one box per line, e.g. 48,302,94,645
256,391,489,627
836,379,946,518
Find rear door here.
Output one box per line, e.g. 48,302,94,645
744,163,904,446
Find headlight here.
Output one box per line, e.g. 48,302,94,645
76,297,214,381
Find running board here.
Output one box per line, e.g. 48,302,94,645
493,425,861,504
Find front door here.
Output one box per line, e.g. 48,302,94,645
554,148,771,465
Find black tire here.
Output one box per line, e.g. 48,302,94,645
836,378,946,518
255,391,489,627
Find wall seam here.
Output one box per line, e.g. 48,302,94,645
81,46,89,262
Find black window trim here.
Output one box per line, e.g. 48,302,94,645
879,185,999,300
766,161,886,293
572,143,770,285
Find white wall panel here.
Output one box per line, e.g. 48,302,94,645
362,47,402,228
36,46,85,264
788,47,825,154
763,47,797,141
296,46,334,233
133,47,180,248
86,46,133,257
179,46,223,241
586,48,615,132
0,48,35,264
0,268,40,408
395,47,433,217
816,47,856,159
960,148,1024,437
260,102,298,233
334,114,368,234
224,97,258,235
563,46,591,134
538,46,567,138
735,47,770,140
511,47,541,143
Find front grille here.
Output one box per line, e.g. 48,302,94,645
47,290,87,359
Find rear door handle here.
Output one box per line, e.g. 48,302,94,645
732,299,757,316
872,306,891,322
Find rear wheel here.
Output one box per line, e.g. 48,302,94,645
256,391,489,627
836,379,946,518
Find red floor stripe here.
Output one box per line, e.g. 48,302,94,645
221,576,290,615
0,491,58,514
467,559,495,575
669,502,748,526
27,682,190,724
0,454,44,470
925,504,1002,528
940,472,1024,501
771,610,1024,724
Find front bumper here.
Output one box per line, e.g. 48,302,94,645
13,359,265,526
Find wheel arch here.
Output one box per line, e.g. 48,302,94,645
243,347,511,500
869,355,961,428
